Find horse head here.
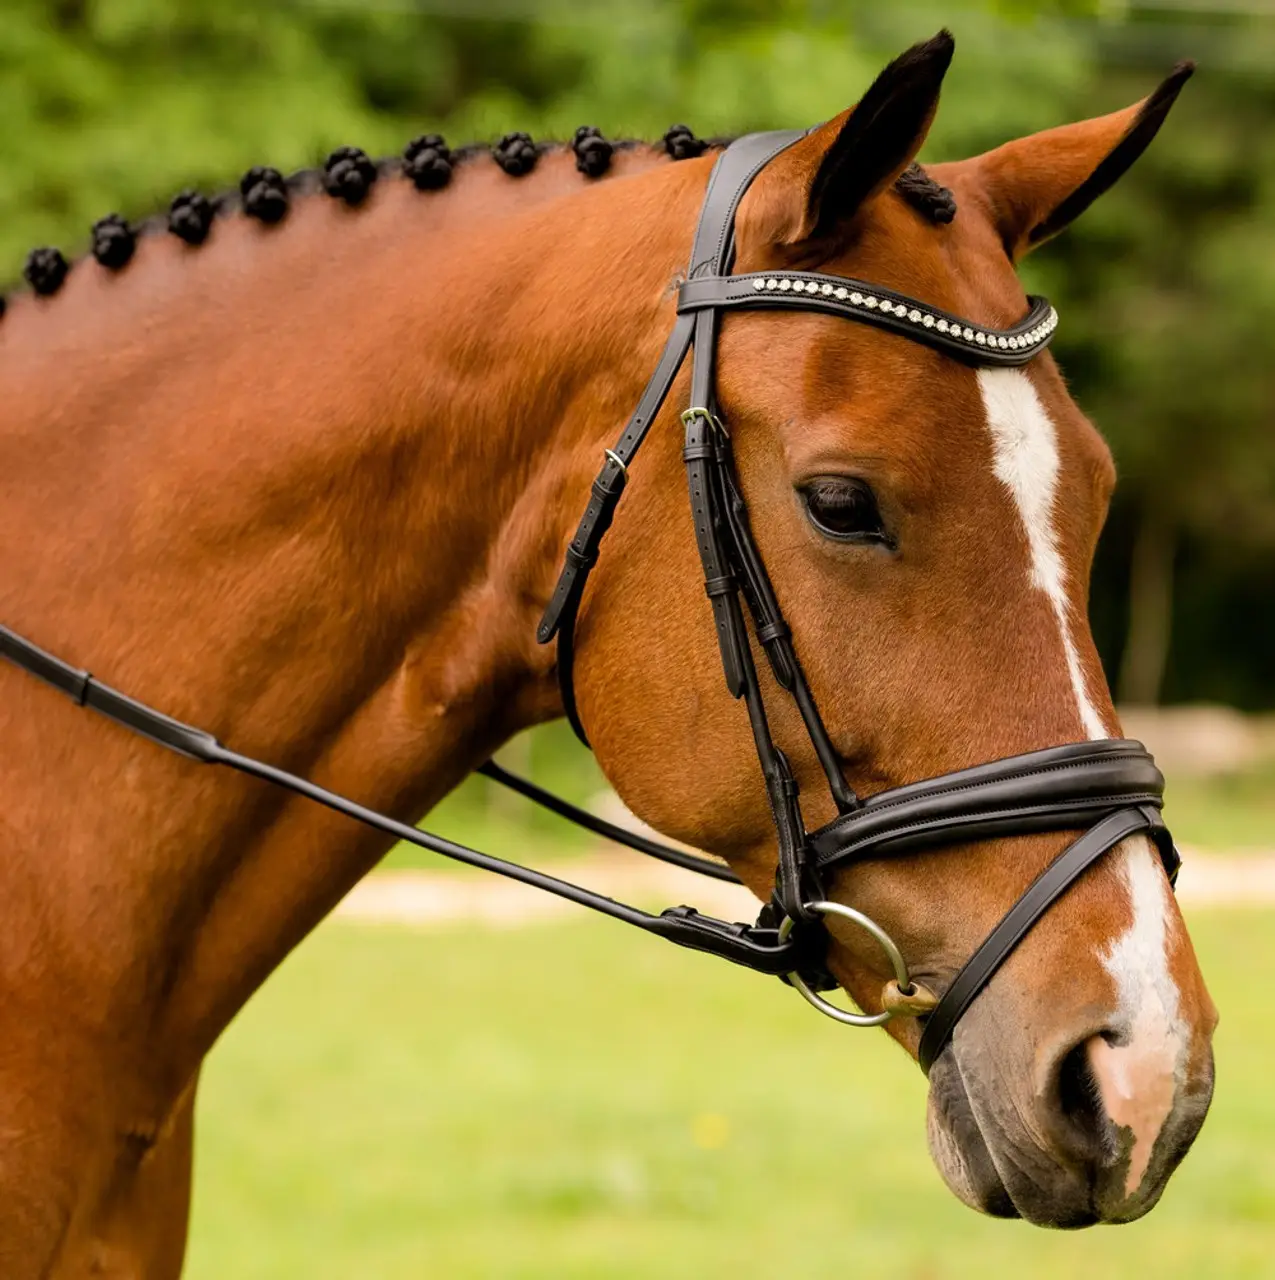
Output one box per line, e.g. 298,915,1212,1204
571,33,1216,1227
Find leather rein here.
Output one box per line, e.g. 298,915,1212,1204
0,130,1178,1075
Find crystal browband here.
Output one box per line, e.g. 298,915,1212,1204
677,271,1058,367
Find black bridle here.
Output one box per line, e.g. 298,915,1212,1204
0,130,1177,1075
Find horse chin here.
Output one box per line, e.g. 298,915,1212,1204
925,1053,1021,1220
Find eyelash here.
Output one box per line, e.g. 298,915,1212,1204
800,478,892,546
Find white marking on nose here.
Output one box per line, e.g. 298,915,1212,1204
1093,836,1187,1195
977,367,1185,1198
975,368,1107,741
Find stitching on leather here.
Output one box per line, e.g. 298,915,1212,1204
834,752,1152,822
699,131,802,273
819,793,1167,865
822,789,1164,846
814,793,1163,865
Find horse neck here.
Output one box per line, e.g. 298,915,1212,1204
0,149,706,1063
3,149,702,766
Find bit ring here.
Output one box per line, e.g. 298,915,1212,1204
777,900,913,1028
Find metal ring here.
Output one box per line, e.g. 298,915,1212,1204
604,448,627,473
777,900,912,1028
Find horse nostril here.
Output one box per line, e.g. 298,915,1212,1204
1050,1036,1112,1160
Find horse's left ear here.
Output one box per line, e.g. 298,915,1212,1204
970,62,1194,260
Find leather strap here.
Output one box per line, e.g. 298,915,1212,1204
551,591,589,745
538,131,810,740
714,441,857,814
683,410,749,696
678,134,840,924
685,129,806,277
0,625,219,761
478,761,742,883
537,310,695,649
916,805,1170,1074
809,739,1175,877
537,131,807,724
0,624,804,975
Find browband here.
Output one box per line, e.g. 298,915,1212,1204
678,274,1057,366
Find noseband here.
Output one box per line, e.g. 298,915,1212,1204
0,131,1178,1075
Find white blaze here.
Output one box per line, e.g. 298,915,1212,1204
976,367,1105,740
976,367,1184,1197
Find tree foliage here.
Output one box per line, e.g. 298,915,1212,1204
2,0,1270,706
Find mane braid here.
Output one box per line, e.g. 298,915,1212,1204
0,125,881,313
323,147,377,205
895,162,957,224
572,126,614,178
91,214,136,269
240,167,289,223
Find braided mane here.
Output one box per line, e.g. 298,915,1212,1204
0,126,954,318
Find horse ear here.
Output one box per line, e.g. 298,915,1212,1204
970,62,1194,260
742,30,954,247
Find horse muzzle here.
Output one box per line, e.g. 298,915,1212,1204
922,906,1216,1229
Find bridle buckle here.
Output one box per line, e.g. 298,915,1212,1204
680,405,727,436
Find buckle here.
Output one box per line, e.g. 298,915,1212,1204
680,405,727,435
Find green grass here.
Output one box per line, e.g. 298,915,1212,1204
1164,757,1275,852
188,908,1274,1279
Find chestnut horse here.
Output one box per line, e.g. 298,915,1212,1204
0,32,1216,1277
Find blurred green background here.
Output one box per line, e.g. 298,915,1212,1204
4,0,1274,709
4,0,1274,1274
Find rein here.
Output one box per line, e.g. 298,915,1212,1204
0,130,1179,1075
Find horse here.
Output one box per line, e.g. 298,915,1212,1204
0,30,1216,1277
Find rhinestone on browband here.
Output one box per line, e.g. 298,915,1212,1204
749,274,1058,352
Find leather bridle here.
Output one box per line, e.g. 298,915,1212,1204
0,130,1178,1075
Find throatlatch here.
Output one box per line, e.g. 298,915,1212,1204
1,130,1178,1075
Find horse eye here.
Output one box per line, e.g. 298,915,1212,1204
801,477,890,543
